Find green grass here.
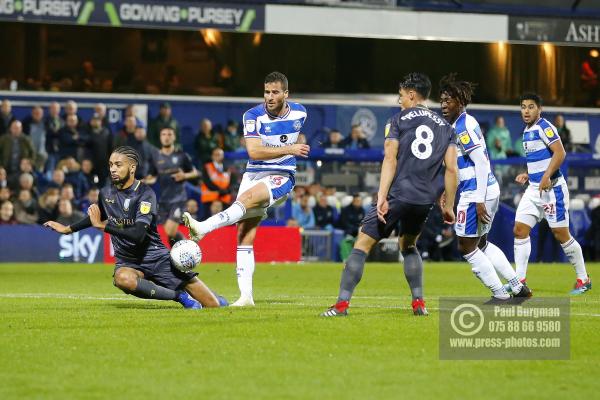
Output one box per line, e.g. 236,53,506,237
0,261,599,399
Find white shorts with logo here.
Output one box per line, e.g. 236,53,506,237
455,197,499,238
237,170,295,220
515,180,570,228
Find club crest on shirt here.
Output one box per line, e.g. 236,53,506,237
544,127,555,138
459,132,471,145
123,198,130,211
172,156,178,164
293,119,302,131
140,201,151,215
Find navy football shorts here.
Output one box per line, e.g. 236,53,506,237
157,201,187,225
115,254,197,291
361,198,433,241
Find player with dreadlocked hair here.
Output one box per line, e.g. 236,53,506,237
439,74,532,301
45,146,228,309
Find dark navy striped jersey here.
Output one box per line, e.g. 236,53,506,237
148,150,194,204
384,106,455,205
99,180,169,265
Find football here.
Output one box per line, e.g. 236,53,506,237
170,240,202,272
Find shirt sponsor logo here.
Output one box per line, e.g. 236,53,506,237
280,134,288,143
140,201,151,215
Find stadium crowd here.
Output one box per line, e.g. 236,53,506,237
0,97,599,261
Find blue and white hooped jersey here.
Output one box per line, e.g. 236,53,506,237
522,118,562,187
242,102,307,175
453,112,499,201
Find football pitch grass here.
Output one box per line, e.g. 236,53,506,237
1,262,599,399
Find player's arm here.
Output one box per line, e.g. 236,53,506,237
144,174,157,185
468,146,492,223
87,204,149,244
245,137,309,160
376,138,399,223
442,144,458,224
539,140,566,192
171,156,200,182
43,216,92,235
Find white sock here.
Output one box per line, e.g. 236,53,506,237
236,245,255,299
200,201,246,234
561,238,588,281
465,248,509,299
483,242,523,293
514,237,531,281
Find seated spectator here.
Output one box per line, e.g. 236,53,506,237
58,115,88,160
0,99,16,136
58,157,90,200
22,106,48,171
13,190,38,224
80,159,99,188
186,198,199,219
554,114,573,152
0,200,16,224
0,120,36,176
87,113,112,186
56,198,85,226
92,103,111,132
113,115,137,148
79,187,100,213
44,101,64,173
18,173,38,199
62,100,85,129
292,194,315,229
338,194,365,237
210,200,224,216
17,158,45,190
148,102,180,148
37,187,60,224
341,125,370,149
0,166,7,188
485,116,512,159
321,129,344,149
60,183,77,208
222,120,242,151
313,194,336,230
48,168,65,190
201,148,232,218
195,118,218,163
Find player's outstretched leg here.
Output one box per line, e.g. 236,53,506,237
460,238,510,300
401,246,428,316
114,267,202,309
183,201,246,241
480,239,531,298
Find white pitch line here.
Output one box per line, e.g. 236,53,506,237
0,293,599,318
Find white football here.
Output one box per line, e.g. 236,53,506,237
170,240,202,272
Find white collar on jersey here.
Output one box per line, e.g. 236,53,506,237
265,102,291,120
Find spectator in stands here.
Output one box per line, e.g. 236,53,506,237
55,198,85,226
338,194,365,237
485,116,512,159
44,102,64,173
131,125,156,179
93,103,111,132
58,157,90,200
0,99,16,136
22,106,47,171
87,113,112,186
201,148,232,218
18,173,38,199
63,100,84,129
78,187,99,213
195,118,218,163
0,166,7,188
581,52,599,107
417,205,457,261
186,198,199,220
58,115,86,160
222,120,242,151
49,168,65,189
37,187,59,224
341,125,370,149
313,194,336,230
148,102,180,148
209,200,224,216
0,120,36,176
18,158,44,188
0,200,16,224
292,193,315,229
554,114,572,152
321,129,344,149
60,183,77,208
0,186,10,204
80,159,98,188
114,115,137,149
13,189,38,224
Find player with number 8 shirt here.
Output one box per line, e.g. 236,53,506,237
321,72,458,317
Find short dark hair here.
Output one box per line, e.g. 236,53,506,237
439,73,476,106
265,71,288,91
520,93,542,107
399,72,431,99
